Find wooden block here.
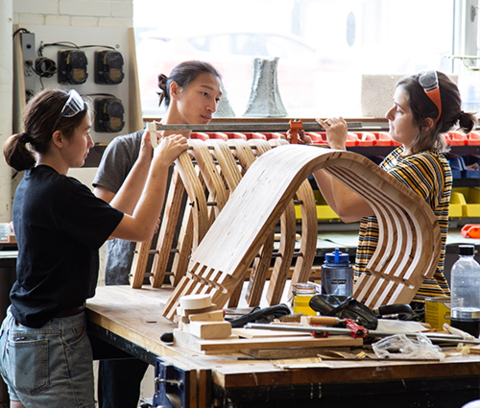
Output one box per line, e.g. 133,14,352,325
148,122,158,147
177,304,218,317
173,329,240,354
173,314,190,324
195,335,363,354
180,294,212,310
189,321,232,339
189,310,224,322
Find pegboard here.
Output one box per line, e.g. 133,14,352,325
19,25,133,145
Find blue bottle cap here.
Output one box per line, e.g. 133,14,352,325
325,248,349,264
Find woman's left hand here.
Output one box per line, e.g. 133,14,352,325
316,117,348,150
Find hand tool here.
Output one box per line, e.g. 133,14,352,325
154,121,363,133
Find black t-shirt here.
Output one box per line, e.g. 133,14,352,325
11,165,124,328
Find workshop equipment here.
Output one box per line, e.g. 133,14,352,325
245,322,480,345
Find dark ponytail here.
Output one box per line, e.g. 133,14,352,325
457,110,477,135
3,133,36,172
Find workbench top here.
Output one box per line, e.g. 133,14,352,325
87,285,480,390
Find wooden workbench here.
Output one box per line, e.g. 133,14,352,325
87,285,480,408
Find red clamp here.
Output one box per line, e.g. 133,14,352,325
311,329,329,338
344,318,369,339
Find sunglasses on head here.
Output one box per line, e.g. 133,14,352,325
418,70,442,124
52,89,86,133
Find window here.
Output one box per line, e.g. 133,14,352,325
134,0,479,119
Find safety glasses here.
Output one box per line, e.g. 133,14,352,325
418,70,442,124
52,89,86,133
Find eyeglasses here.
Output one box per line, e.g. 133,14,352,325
418,70,442,124
52,89,86,133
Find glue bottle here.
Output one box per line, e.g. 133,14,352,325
321,248,353,297
450,245,480,337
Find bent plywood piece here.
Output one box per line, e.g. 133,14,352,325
162,145,441,321
150,168,185,288
266,138,318,302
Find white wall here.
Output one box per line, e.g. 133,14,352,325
3,0,156,403
0,1,14,224
13,0,133,27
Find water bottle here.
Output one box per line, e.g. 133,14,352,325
321,248,353,296
450,245,480,337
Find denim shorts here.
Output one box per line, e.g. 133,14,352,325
0,306,95,408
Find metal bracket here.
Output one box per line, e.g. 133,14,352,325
20,32,36,102
153,358,190,408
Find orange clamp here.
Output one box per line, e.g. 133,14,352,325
289,119,303,144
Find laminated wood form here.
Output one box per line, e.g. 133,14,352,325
160,144,441,321
129,136,441,321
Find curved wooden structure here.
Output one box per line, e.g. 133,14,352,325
161,144,441,321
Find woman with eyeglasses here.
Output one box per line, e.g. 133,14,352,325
92,60,222,408
0,88,187,408
290,70,477,309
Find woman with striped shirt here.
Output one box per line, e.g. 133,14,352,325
291,71,477,309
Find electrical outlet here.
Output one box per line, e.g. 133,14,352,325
20,32,36,101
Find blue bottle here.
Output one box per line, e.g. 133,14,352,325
321,248,353,296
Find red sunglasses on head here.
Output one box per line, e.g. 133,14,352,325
418,70,442,124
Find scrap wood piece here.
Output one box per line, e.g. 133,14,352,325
161,145,441,320
189,320,232,339
232,328,309,338
184,334,363,354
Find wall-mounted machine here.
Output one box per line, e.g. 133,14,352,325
94,50,125,85
94,97,125,132
58,49,88,84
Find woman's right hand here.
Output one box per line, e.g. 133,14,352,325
286,129,312,145
153,134,188,168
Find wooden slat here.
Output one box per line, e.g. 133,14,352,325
151,169,185,287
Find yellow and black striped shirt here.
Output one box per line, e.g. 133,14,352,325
355,146,452,302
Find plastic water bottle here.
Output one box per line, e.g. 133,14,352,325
450,245,480,337
321,248,353,296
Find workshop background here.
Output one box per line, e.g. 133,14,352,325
1,0,479,405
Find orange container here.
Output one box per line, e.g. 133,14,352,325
467,132,480,146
